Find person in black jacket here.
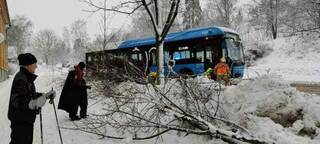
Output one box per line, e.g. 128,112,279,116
58,62,90,121
8,53,55,144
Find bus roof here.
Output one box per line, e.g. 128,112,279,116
118,26,238,49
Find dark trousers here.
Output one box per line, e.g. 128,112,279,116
68,102,87,118
68,104,79,118
10,122,34,144
80,102,87,117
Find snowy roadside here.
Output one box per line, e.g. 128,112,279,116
222,75,320,144
0,66,116,144
0,77,12,144
244,36,320,83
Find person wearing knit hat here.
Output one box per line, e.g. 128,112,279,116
18,53,37,66
17,53,38,74
8,53,56,144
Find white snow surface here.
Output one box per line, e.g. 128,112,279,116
1,35,320,144
223,75,320,144
244,36,320,83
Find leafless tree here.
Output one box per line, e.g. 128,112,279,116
249,0,290,39
215,0,237,28
70,19,90,60
82,0,181,84
201,0,241,30
102,0,107,50
282,0,320,34
7,15,33,56
125,9,155,38
32,29,58,64
182,0,202,29
89,27,125,52
62,27,72,51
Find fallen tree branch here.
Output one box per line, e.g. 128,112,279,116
165,106,271,144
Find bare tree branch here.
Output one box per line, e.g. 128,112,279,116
80,0,144,14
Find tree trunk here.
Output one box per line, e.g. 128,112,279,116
317,3,320,27
270,0,277,39
103,0,107,50
156,40,164,84
274,0,278,39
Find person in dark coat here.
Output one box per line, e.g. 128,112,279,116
58,62,90,120
8,53,55,144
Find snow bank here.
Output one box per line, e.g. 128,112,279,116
222,75,320,144
245,35,320,82
0,78,12,143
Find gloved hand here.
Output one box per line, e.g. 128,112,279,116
44,89,56,100
28,94,47,110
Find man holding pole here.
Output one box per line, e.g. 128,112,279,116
7,53,56,144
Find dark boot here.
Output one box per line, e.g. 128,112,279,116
68,105,80,121
80,102,88,118
69,115,81,121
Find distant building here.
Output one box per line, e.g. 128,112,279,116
0,0,10,82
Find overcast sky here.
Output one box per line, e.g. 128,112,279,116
7,0,131,38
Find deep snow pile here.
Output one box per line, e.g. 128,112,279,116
83,74,320,144
244,35,320,82
222,75,320,144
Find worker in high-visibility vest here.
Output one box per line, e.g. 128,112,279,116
214,57,230,85
148,72,157,84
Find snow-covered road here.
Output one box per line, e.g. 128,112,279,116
0,77,12,144
0,67,112,144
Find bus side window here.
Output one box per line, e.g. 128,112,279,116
164,51,170,65
205,46,213,63
180,51,188,59
131,53,138,61
151,51,157,66
87,56,92,62
196,49,204,63
174,52,181,60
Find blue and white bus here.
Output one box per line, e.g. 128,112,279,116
86,26,245,79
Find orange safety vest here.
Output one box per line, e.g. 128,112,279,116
214,63,230,75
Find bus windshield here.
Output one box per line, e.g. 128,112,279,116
225,38,244,64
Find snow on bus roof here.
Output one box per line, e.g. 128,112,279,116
216,26,239,35
118,26,239,49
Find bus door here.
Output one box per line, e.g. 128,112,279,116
204,42,220,70
204,46,212,70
